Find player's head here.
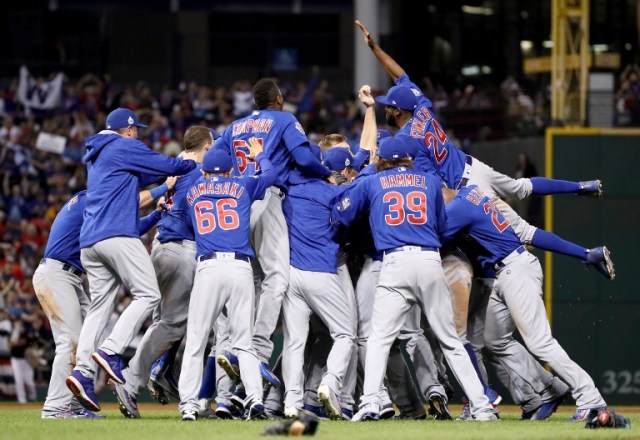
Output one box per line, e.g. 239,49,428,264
183,126,214,163
253,78,284,111
323,146,358,183
202,148,233,178
106,108,148,138
376,136,414,172
319,133,348,152
375,85,418,128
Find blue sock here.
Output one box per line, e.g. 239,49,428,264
531,229,588,260
198,356,217,400
530,177,580,195
463,343,487,388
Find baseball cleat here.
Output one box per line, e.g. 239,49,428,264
302,404,330,421
351,402,380,422
215,402,243,420
458,403,472,421
577,180,603,197
230,384,247,411
585,246,615,280
473,410,500,421
260,362,282,388
153,371,179,399
317,384,344,420
92,349,126,385
284,407,299,419
147,379,170,405
42,411,75,419
216,351,241,383
394,410,427,420
72,408,106,419
198,398,216,419
111,381,140,418
428,392,452,420
379,402,396,419
66,370,101,412
571,406,606,422
521,404,541,420
533,392,568,420
181,409,198,421
246,400,267,420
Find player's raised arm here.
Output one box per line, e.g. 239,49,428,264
357,85,378,159
355,19,406,82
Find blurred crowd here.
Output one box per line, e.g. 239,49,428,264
0,65,586,402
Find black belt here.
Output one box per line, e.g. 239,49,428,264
384,246,438,255
198,252,251,263
494,245,526,270
40,258,84,277
456,155,473,189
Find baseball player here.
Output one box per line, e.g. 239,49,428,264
178,139,276,421
354,19,615,281
441,184,607,421
331,136,497,422
65,107,196,412
35,187,168,419
213,78,331,387
111,125,214,418
280,153,357,420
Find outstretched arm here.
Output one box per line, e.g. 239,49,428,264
357,85,378,161
355,19,405,82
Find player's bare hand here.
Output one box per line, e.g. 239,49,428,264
355,20,375,47
156,196,166,212
246,136,263,159
358,85,375,107
166,176,178,190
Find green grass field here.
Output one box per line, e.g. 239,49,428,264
1,404,638,440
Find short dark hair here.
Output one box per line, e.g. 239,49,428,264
253,78,280,110
183,126,212,152
376,157,413,172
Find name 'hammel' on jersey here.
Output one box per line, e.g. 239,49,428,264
231,117,274,136
379,170,428,190
186,179,246,206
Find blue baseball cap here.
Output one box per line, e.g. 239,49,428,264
375,85,418,111
323,147,353,171
209,128,220,141
202,148,233,173
378,136,410,160
105,108,148,130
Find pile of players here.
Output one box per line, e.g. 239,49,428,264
35,19,614,423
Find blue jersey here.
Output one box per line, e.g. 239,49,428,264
442,185,522,271
45,191,86,272
80,131,196,248
186,156,276,258
44,190,160,272
216,109,315,188
283,180,346,273
156,165,202,243
332,166,445,252
395,74,466,188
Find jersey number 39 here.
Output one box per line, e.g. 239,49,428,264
383,191,427,226
194,199,240,233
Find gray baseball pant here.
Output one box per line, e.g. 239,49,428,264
76,237,161,377
122,239,196,396
33,260,90,416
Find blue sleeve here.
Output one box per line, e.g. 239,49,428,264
138,210,161,236
290,145,332,178
352,149,370,171
124,140,197,177
139,174,162,187
442,198,470,245
330,178,370,227
247,153,277,200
